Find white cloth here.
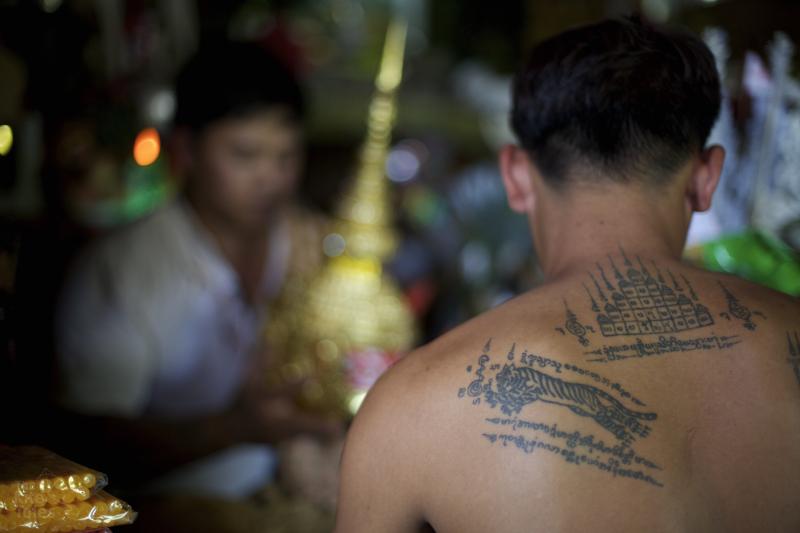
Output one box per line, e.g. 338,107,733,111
56,199,290,497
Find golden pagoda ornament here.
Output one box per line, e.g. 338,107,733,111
265,18,417,419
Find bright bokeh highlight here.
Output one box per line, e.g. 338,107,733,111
0,125,13,156
133,128,160,166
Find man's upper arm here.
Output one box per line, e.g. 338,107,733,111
335,365,426,533
56,253,155,417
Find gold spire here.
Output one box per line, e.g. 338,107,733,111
334,17,407,260
265,18,417,418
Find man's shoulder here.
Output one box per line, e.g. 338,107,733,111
353,293,565,447
90,201,188,259
368,285,570,389
344,269,800,532
683,266,799,331
345,306,618,528
350,331,477,440
71,202,203,296
355,265,800,466
370,267,798,409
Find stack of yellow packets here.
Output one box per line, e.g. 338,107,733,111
0,447,135,532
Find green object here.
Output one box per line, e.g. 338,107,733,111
701,230,800,296
121,157,173,221
81,157,173,229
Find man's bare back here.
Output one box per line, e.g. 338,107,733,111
335,16,800,533
337,254,800,532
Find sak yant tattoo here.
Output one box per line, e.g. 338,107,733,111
718,282,767,331
554,300,595,346
481,422,663,488
584,333,741,363
553,248,767,363
584,250,714,337
458,340,663,487
787,331,800,387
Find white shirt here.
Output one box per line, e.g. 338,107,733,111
56,199,290,497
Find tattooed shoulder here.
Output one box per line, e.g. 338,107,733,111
458,339,664,488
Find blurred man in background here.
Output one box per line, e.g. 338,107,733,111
54,40,338,531
336,17,800,533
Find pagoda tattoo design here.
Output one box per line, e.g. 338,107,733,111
584,250,714,337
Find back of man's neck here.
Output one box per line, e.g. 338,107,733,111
536,193,687,281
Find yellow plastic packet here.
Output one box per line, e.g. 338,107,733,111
0,447,106,512
0,490,136,532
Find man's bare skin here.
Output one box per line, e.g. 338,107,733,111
337,257,800,532
335,17,800,533
336,129,800,533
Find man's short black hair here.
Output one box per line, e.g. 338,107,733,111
511,16,721,187
174,39,305,131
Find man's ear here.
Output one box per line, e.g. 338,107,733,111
686,144,725,213
499,145,536,214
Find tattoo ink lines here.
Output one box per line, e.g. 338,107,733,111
493,363,655,443
787,331,800,387
511,350,647,406
584,333,741,363
561,362,647,406
718,282,767,331
585,251,714,338
555,300,595,346
463,339,494,405
482,418,663,488
459,340,663,487
459,342,656,445
558,251,763,365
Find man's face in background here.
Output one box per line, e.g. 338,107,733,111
189,108,303,232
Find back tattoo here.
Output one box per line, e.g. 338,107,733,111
458,340,663,487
